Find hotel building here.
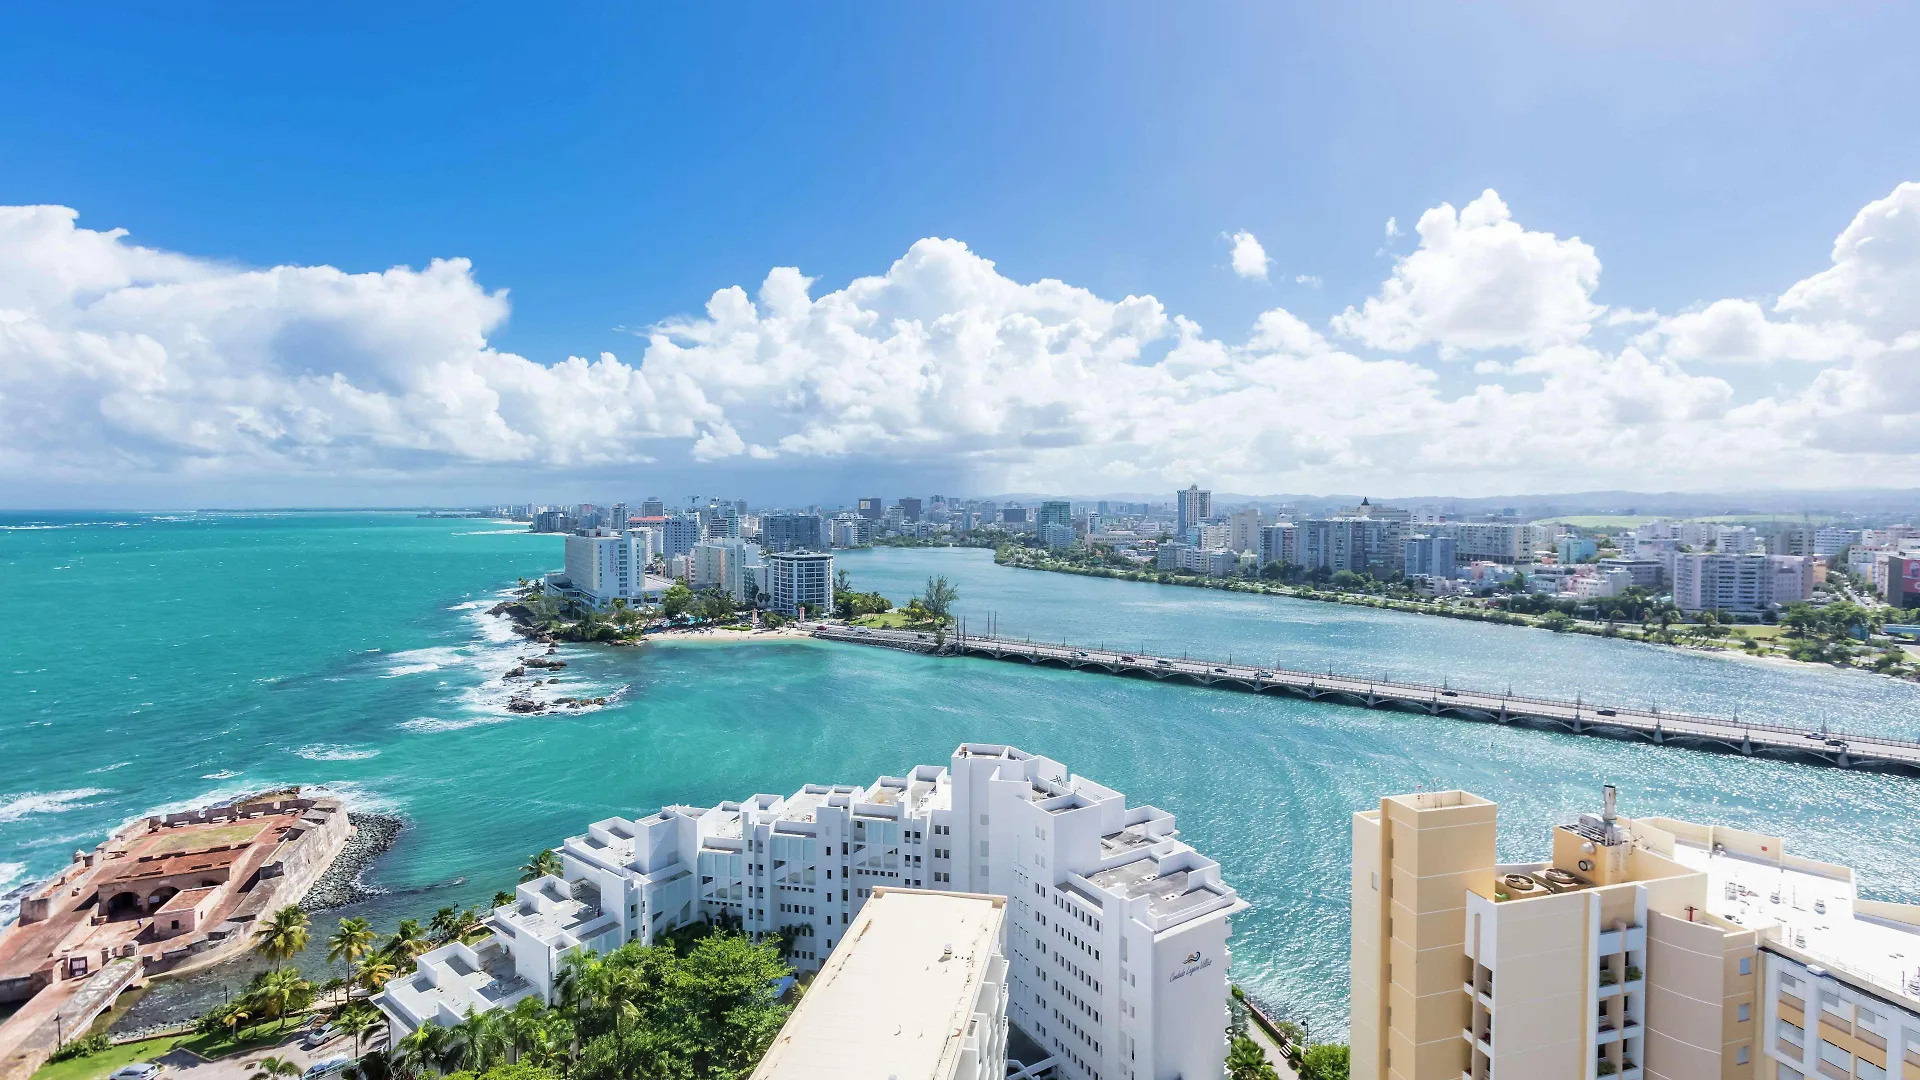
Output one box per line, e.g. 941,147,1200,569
1351,786,1920,1080
376,744,1247,1080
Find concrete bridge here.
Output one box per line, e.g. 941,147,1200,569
809,625,1920,774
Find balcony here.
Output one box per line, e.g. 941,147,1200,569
1461,980,1493,1009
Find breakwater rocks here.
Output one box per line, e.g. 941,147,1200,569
300,812,403,911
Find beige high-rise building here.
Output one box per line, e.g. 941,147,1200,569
1351,787,1920,1080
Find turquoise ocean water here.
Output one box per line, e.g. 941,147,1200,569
3,511,1918,1031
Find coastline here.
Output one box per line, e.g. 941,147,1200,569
995,556,1908,681
642,625,814,643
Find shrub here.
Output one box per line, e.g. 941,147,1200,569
50,1033,113,1061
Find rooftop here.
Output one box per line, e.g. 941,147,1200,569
750,889,1004,1080
1673,839,1920,1004
1085,856,1227,923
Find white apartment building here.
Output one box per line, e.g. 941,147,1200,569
1672,553,1815,614
1436,523,1531,564
749,888,1008,1080
378,744,1246,1080
560,530,653,607
1813,527,1863,557
768,549,832,616
1259,523,1298,568
691,538,763,603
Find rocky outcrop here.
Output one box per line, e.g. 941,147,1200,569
299,813,403,911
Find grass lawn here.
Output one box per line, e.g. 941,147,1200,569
143,820,271,855
178,1017,307,1060
32,1035,193,1080
849,611,932,629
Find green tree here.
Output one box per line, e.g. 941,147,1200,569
1226,1034,1279,1080
429,906,466,944
1540,611,1574,633
660,584,695,620
520,849,563,883
401,1022,456,1076
328,916,376,967
921,575,959,619
697,587,736,622
491,891,515,909
355,954,398,995
258,905,311,963
1298,1042,1351,1080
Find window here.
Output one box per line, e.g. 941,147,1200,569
1737,1003,1750,1022
1734,1045,1748,1065
1819,1040,1850,1070
1371,871,1378,890
1854,1059,1887,1080
1738,955,1752,976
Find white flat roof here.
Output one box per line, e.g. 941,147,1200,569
751,888,1004,1080
1674,839,1920,1003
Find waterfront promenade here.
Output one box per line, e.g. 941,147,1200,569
811,624,1920,773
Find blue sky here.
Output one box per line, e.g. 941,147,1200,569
3,3,1919,505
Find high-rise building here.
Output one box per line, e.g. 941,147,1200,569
561,531,650,606
1176,485,1212,539
1671,553,1814,614
1402,535,1457,577
859,497,885,521
1351,785,1920,1080
1258,523,1298,568
376,744,1246,1080
661,513,704,559
900,497,924,522
761,513,826,553
610,502,628,533
1299,519,1407,575
1037,500,1072,527
640,497,665,518
1000,507,1031,526
768,550,834,616
1227,508,1262,553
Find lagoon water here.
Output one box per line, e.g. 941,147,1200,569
4,512,1918,1031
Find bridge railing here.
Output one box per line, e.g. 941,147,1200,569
943,634,1920,752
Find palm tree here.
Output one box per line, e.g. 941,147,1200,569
1226,1035,1278,1080
383,920,428,962
354,955,397,995
258,905,311,963
428,906,463,945
449,1008,507,1074
490,891,514,910
249,967,315,1033
328,917,376,967
248,1056,304,1080
334,1002,380,1059
519,849,563,883
399,1023,454,1077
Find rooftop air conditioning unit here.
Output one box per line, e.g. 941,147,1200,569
1500,873,1546,898
1536,868,1587,893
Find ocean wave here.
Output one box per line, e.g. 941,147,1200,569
302,780,404,816
399,715,511,733
200,770,240,780
447,601,486,610
0,862,26,887
0,520,139,530
381,646,465,676
294,745,381,762
89,761,132,773
0,788,109,824
455,529,535,535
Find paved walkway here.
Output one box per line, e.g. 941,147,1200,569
1242,1020,1300,1080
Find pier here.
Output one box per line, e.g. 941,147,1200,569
810,625,1920,774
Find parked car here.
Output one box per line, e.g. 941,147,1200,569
302,1025,340,1050
1212,667,1228,674
304,1057,352,1080
110,1066,160,1080
1155,659,1173,667
1596,708,1616,716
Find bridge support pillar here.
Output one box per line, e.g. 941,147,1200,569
1365,693,1378,707
1572,717,1583,734
1653,722,1664,745
1741,734,1752,756
1497,703,1508,724
1838,751,1851,769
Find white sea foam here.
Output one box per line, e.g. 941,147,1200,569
294,745,381,762
400,715,512,733
456,529,534,535
0,520,139,530
200,770,240,780
447,601,486,611
0,862,26,887
382,646,465,676
0,788,109,824
89,761,132,773
302,780,404,816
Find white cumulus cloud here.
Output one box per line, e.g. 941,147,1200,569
2,183,1920,499
1227,230,1270,280
1333,189,1604,353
